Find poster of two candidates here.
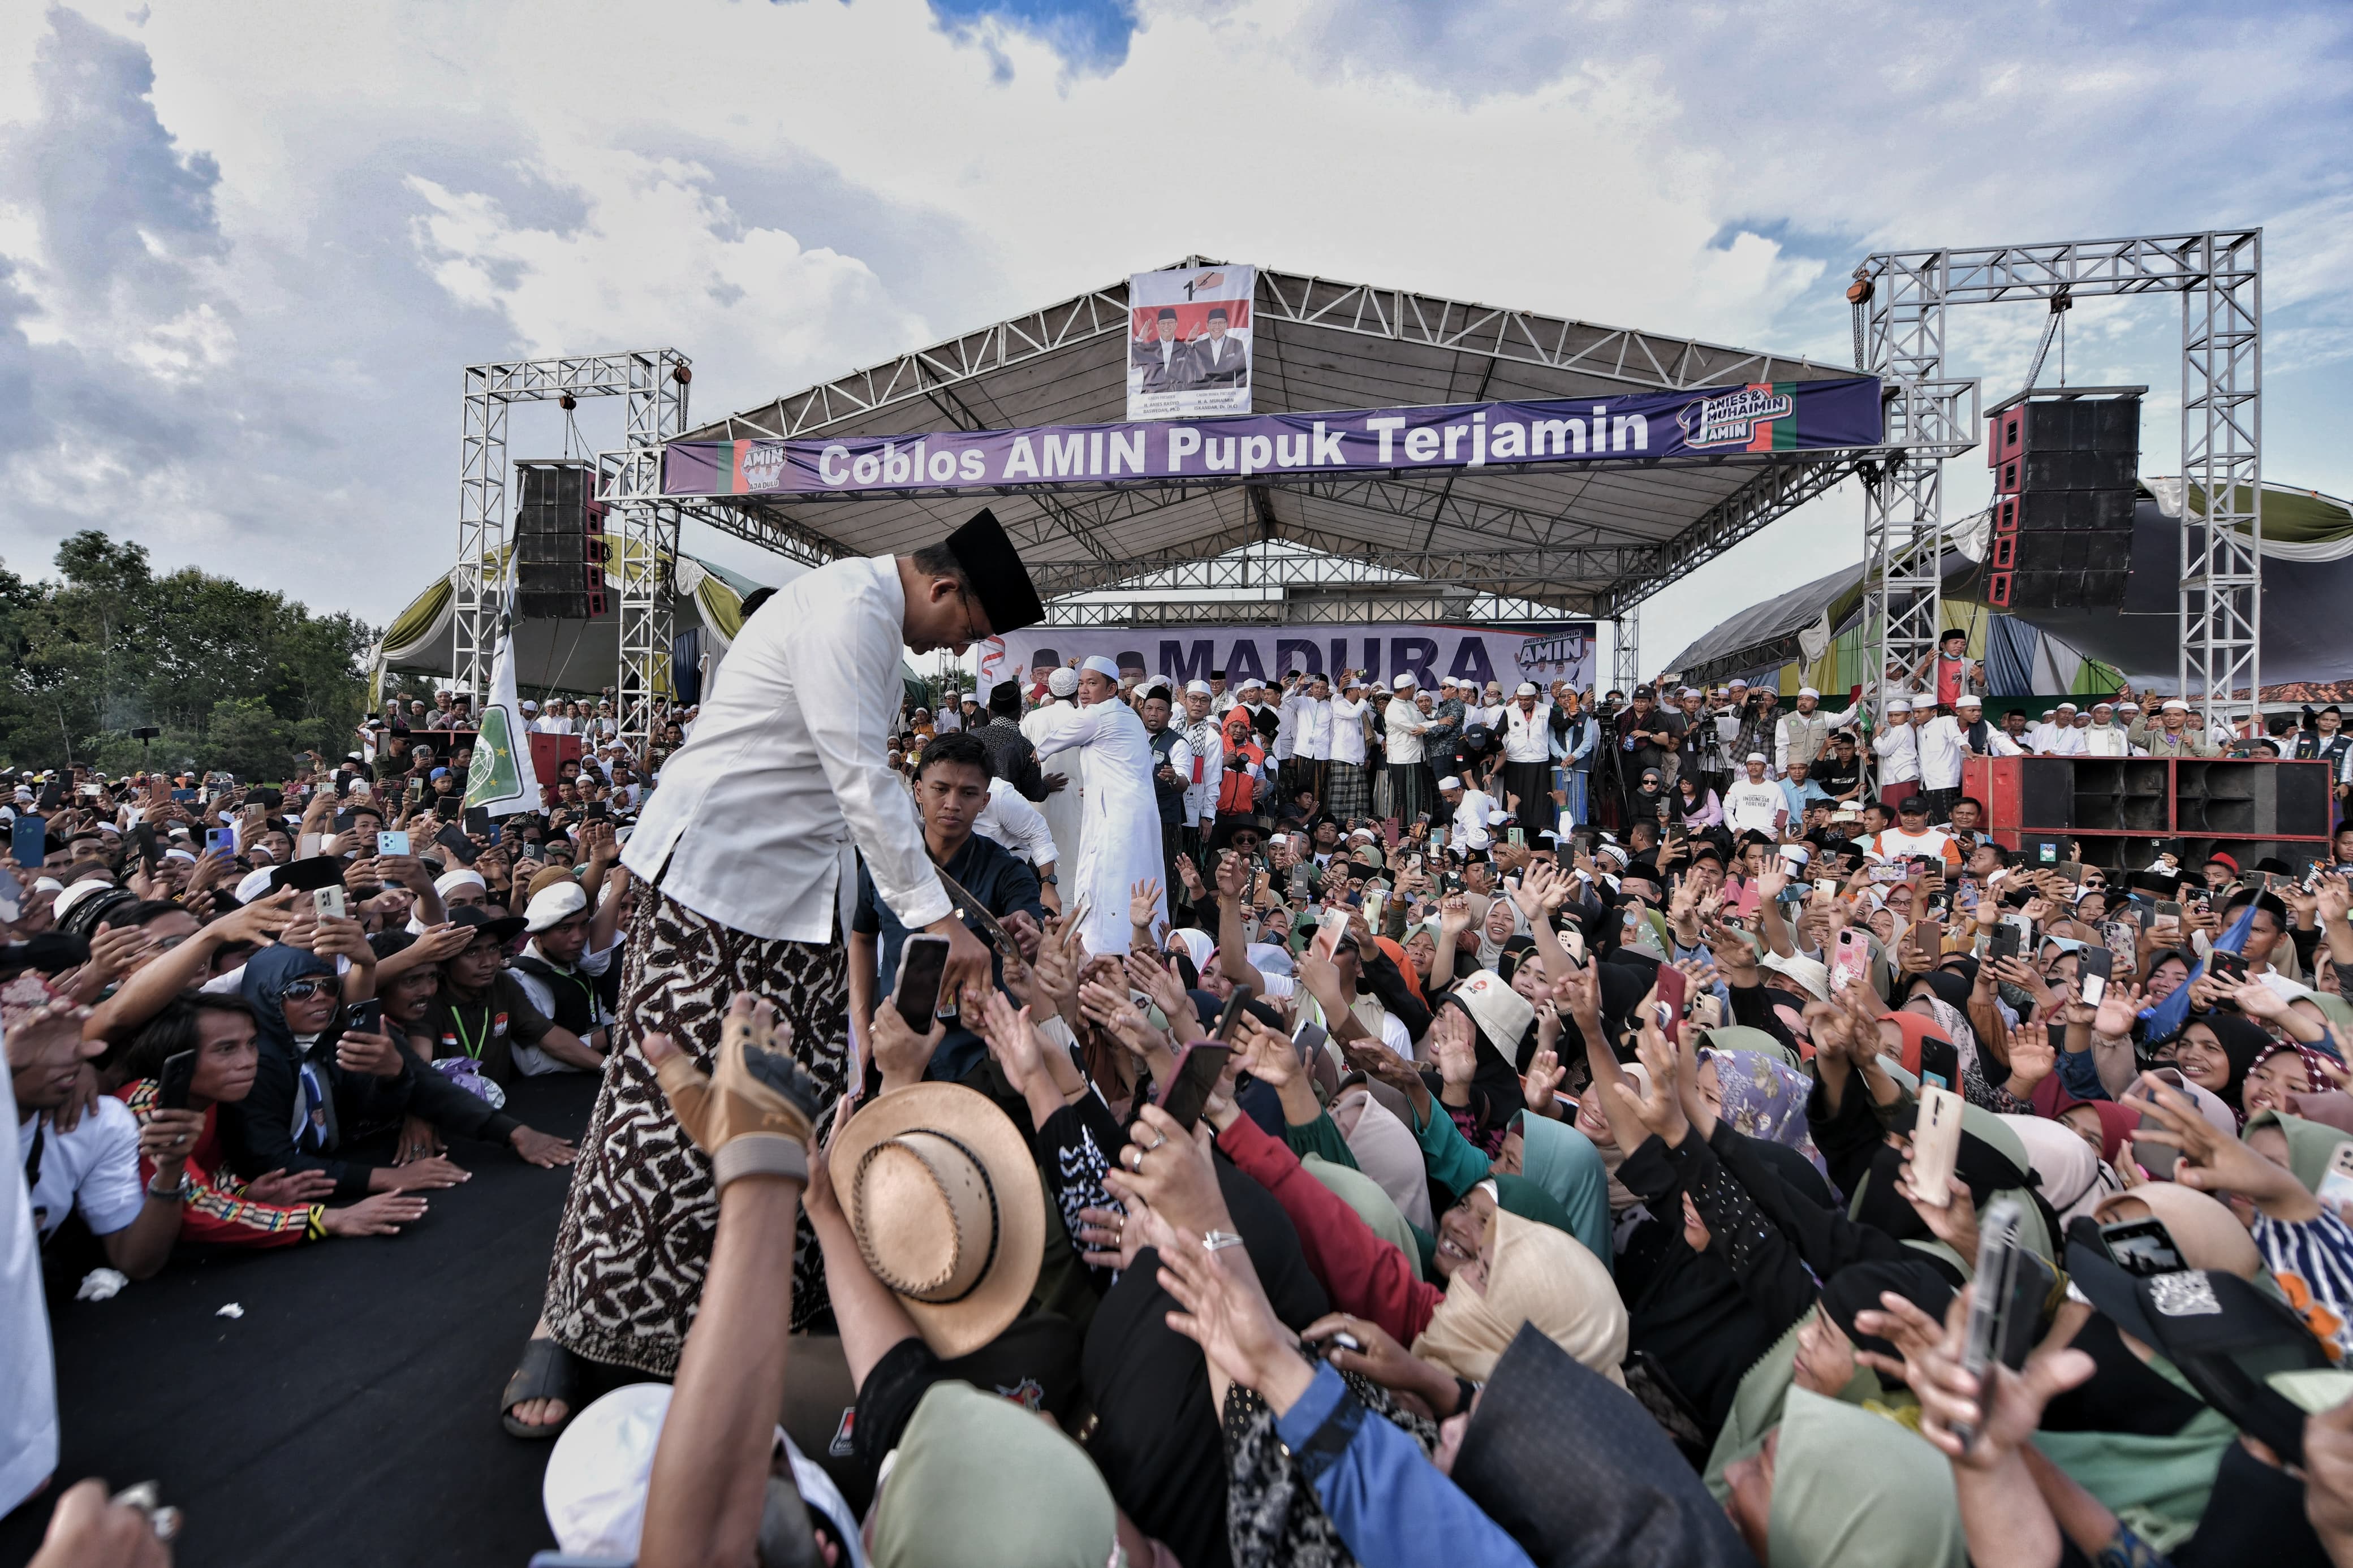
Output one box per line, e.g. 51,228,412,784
1127,264,1255,421
976,623,1597,707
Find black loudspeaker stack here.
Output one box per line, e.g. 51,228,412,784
1983,390,2139,611
514,460,607,621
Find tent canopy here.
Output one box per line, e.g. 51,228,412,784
676,261,1874,619
371,542,769,703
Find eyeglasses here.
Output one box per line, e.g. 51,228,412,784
951,586,987,649
278,978,331,1003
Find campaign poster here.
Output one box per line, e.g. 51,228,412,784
1126,264,1255,421
975,621,1597,706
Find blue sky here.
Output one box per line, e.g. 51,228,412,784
1,0,2348,673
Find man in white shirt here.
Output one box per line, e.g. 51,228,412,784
1178,680,1227,849
1383,675,1436,822
1774,686,1862,772
973,775,1061,911
2082,700,2132,757
1437,774,1500,851
2041,702,2087,756
1723,753,1789,839
1498,681,1555,826
522,509,1045,1412
1915,698,1975,824
1871,697,1922,811
1032,656,1169,955
1,1003,55,1517
1283,673,1334,809
1324,673,1373,820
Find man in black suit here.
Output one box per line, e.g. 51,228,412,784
1190,305,1249,389
1131,306,1196,392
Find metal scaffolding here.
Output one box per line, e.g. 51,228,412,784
1613,607,1640,696
456,351,692,746
1851,231,2262,725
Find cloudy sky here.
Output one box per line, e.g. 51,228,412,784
2,0,2348,672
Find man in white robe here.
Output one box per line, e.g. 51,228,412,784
1031,656,1167,954
1021,668,1089,876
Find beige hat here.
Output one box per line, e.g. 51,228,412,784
1450,969,1535,1056
830,1083,1045,1358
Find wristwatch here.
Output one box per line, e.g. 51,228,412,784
1039,871,1058,886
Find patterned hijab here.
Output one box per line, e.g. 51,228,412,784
1708,1048,1831,1182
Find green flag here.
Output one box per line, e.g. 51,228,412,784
465,629,541,817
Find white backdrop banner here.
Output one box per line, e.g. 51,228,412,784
977,623,1596,703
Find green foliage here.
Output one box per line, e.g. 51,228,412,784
0,530,372,779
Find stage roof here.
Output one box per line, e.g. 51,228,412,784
672,261,1882,624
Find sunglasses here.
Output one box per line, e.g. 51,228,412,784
278,978,332,1003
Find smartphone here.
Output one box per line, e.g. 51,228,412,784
11,815,46,867
344,998,383,1036
1314,906,1351,960
1288,862,1311,899
37,780,66,812
1654,963,1688,1028
1360,889,1386,930
2319,1144,2353,1215
1814,878,1838,901
376,829,411,857
199,827,234,857
2156,899,2182,921
311,884,347,920
434,824,480,866
1406,854,1424,874
408,777,425,801
1507,826,1526,848
1157,1043,1234,1133
1213,984,1256,1044
1909,1085,1966,1208
1869,863,1906,884
2100,1216,2187,1277
170,788,197,804
2100,919,2139,965
2209,950,2249,986
893,933,952,1031
2130,1074,2186,1180
1951,1196,2052,1450
157,1049,198,1112
1914,918,1944,963
2054,861,2086,886
1916,1034,1959,1093
1382,818,1401,849
1831,927,1871,993
1988,922,2022,962
2078,945,2113,1007
1776,881,1807,906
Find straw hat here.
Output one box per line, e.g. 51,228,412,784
830,1083,1045,1358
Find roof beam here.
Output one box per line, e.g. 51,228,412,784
1597,455,1870,617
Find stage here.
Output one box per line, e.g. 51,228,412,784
1,1076,598,1568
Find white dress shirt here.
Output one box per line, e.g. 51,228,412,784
1873,722,1921,784
621,555,949,941
975,777,1059,870
2083,723,2130,758
1449,788,1501,850
1502,701,1554,763
1916,715,1969,791
1328,696,1370,767
1383,698,1429,764
1287,693,1333,761
1180,717,1226,825
2045,723,2089,757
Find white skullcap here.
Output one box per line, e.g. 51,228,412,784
1437,775,1463,791
542,1384,670,1559
33,876,65,895
524,879,589,934
520,700,539,712
1440,677,1460,689
2092,700,2114,711
234,867,279,903
2163,699,2190,711
1729,679,1750,688
1955,694,1983,707
1515,682,1539,697
162,848,198,865
2057,701,2079,711
1351,827,1377,840
1046,667,1080,697
1184,679,1212,697
2119,702,2141,713
53,879,120,923
435,867,489,898
1797,686,1820,699
1746,751,1768,763
1885,698,1911,714
1780,844,1812,866
1392,674,1417,690
1239,676,1265,692
1080,655,1121,681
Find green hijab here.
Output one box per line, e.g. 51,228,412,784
1512,1114,1612,1271
2035,1353,2238,1552
872,1381,1118,1568
1704,1024,1803,1072
2244,1108,2353,1193
1302,1154,1419,1265
1702,1315,1885,1504
1488,1173,1580,1241
1767,1388,1966,1568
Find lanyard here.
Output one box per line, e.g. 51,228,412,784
449,1004,488,1061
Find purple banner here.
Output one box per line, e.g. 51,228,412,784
662,375,1882,499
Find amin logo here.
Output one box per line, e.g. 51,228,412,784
1678,386,1795,450
741,441,789,490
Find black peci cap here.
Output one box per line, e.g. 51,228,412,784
943,507,1044,636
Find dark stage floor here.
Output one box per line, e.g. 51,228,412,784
2,1075,601,1568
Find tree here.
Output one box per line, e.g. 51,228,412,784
0,532,370,780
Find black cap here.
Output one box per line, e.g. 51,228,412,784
449,903,527,947
1897,794,1929,815
2065,1233,2328,1463
943,508,1044,635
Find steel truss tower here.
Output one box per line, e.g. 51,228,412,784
1851,232,2262,728
455,351,692,747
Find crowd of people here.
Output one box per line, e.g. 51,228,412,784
14,511,2353,1566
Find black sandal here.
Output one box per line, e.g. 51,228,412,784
501,1337,581,1439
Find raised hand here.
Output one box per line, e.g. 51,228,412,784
1429,1005,1479,1092
2003,1021,2057,1098
1130,878,1165,932
1522,1040,1567,1118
